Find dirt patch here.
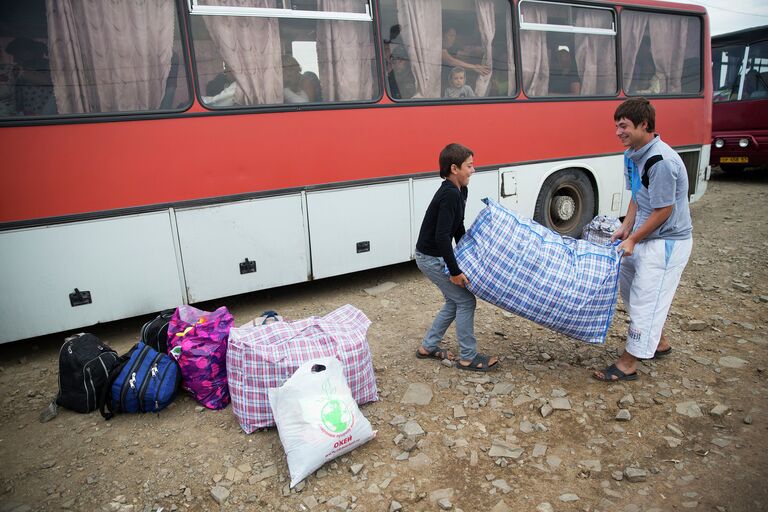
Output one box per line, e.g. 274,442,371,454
1,169,767,512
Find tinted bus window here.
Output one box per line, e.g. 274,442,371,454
621,10,701,96
713,44,746,102
519,0,617,97
190,1,379,108
0,0,190,118
378,0,516,101
743,41,768,99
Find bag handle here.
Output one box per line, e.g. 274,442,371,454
290,356,342,380
257,310,281,325
98,349,134,420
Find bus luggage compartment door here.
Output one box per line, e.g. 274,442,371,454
0,212,184,344
175,194,309,304
307,182,411,280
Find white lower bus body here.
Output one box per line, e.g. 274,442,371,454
0,146,709,343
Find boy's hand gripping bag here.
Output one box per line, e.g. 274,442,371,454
167,305,233,409
268,357,376,488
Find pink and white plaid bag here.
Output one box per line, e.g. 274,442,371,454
227,304,378,433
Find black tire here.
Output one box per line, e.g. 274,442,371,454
533,169,595,238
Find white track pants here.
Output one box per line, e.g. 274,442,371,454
620,238,692,359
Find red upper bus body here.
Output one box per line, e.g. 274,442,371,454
1,98,710,225
0,0,710,226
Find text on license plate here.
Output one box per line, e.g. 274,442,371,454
720,156,748,163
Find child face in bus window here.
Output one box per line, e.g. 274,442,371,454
450,70,466,89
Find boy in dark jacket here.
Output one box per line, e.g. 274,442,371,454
415,143,498,372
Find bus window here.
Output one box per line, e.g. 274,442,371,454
713,44,746,102
190,0,379,108
0,0,190,118
621,10,701,96
378,0,516,101
743,41,768,99
519,0,616,97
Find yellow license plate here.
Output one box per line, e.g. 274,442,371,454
720,156,748,163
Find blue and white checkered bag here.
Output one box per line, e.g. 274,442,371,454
454,199,621,344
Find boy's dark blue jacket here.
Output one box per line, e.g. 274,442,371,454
416,180,468,276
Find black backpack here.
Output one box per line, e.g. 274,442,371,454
140,309,176,354
56,333,119,413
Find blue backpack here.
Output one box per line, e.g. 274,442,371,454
100,342,181,420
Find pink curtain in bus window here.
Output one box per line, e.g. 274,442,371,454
620,12,648,93
574,10,616,95
648,15,691,94
203,0,282,105
505,2,516,95
317,0,374,101
396,0,442,98
474,0,495,97
519,3,549,96
46,0,174,113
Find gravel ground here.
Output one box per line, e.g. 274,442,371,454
1,168,767,512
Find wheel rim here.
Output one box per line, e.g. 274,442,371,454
547,183,583,233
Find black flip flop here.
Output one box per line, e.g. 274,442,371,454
593,363,638,382
456,353,499,372
639,347,673,361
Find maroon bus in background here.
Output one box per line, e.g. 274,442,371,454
711,25,768,172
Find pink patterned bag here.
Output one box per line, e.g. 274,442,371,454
167,305,234,410
227,304,378,433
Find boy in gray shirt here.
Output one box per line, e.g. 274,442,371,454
444,67,475,99
594,97,693,382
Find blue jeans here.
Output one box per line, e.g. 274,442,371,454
415,251,477,361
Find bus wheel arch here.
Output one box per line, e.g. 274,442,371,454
533,168,597,238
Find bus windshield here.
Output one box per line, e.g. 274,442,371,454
713,39,768,102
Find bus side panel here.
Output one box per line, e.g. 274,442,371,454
411,170,500,255
0,212,184,344
306,182,411,280
463,171,501,227
411,176,442,255
175,194,309,304
498,155,626,220
690,144,711,204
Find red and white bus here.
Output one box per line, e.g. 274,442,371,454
0,0,710,344
711,25,768,172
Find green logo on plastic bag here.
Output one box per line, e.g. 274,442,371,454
319,378,353,436
321,399,351,433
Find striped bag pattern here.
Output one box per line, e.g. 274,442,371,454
454,198,621,344
227,304,378,433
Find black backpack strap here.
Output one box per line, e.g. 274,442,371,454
99,350,134,420
642,154,663,189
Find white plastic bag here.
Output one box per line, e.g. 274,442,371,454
268,357,376,487
581,215,622,245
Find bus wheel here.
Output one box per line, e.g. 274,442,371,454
533,169,595,238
